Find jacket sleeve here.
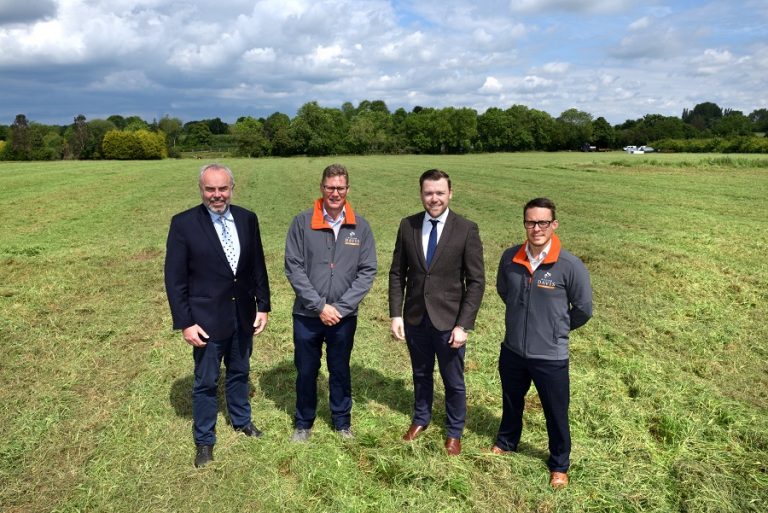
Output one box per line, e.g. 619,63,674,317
496,250,509,300
284,215,325,313
388,220,408,318
456,221,485,330
164,216,194,330
249,213,271,313
332,222,377,317
567,257,593,330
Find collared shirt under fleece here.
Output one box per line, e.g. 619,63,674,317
285,199,377,318
496,234,592,360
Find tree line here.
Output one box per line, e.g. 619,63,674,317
1,100,767,161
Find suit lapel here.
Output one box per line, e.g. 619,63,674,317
197,204,233,273
410,213,428,270
429,210,454,268
231,206,247,274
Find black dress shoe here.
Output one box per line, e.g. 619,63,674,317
235,423,263,437
195,445,213,467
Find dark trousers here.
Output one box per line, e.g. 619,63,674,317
192,324,252,445
405,314,466,438
293,314,357,430
496,345,571,472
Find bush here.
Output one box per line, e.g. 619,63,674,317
653,136,768,153
102,130,167,159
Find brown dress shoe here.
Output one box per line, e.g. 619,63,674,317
550,471,569,488
402,424,427,441
487,445,511,455
444,437,461,456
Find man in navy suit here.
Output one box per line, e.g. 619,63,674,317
389,169,485,455
165,164,271,467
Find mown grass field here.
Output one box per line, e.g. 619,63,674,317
1,153,766,513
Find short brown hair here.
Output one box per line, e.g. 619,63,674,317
419,169,451,190
321,163,349,185
523,197,557,220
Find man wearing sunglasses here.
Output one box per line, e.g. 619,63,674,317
285,164,377,442
490,197,592,488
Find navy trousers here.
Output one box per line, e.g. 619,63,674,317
496,345,571,472
405,314,466,438
192,324,253,445
293,314,357,430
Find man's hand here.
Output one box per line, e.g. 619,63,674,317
319,304,342,326
448,326,467,348
253,312,269,335
182,324,209,347
390,317,405,341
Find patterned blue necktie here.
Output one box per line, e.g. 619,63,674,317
426,219,438,267
219,215,237,273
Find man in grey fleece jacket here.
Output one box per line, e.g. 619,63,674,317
490,197,592,489
285,164,377,442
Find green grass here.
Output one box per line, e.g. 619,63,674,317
1,153,766,513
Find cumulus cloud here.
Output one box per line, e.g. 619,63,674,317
0,0,765,125
0,0,57,24
480,76,503,93
509,0,632,15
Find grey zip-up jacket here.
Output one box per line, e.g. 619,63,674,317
285,199,377,317
496,234,592,360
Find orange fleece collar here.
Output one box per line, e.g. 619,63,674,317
512,234,562,275
310,198,357,230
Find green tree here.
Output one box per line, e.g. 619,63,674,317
556,108,593,150
158,116,183,151
107,115,127,130
231,116,270,157
477,107,511,152
748,108,768,132
682,102,722,131
592,117,615,149
124,116,149,132
9,114,31,159
263,112,293,156
293,101,348,155
713,111,753,136
68,114,91,159
87,119,118,159
184,122,213,148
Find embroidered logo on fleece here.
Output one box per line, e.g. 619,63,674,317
537,271,556,289
344,231,361,246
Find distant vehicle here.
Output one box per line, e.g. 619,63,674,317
581,142,597,152
623,145,655,154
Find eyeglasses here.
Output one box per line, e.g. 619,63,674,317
322,185,349,193
523,220,553,229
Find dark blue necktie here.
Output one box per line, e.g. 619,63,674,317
426,219,438,267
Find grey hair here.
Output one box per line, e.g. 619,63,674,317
199,163,235,187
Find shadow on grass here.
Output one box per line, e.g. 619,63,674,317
256,359,503,441
170,374,254,428
169,360,547,465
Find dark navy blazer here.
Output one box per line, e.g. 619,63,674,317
164,204,271,340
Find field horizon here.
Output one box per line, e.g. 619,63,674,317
1,153,766,512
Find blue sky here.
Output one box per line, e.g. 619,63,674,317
0,0,765,126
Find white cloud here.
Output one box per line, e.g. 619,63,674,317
243,47,277,63
539,62,570,74
0,1,765,125
0,0,57,24
89,70,156,92
629,16,651,31
480,76,503,93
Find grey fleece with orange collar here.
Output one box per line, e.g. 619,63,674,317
285,199,377,318
496,234,592,360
